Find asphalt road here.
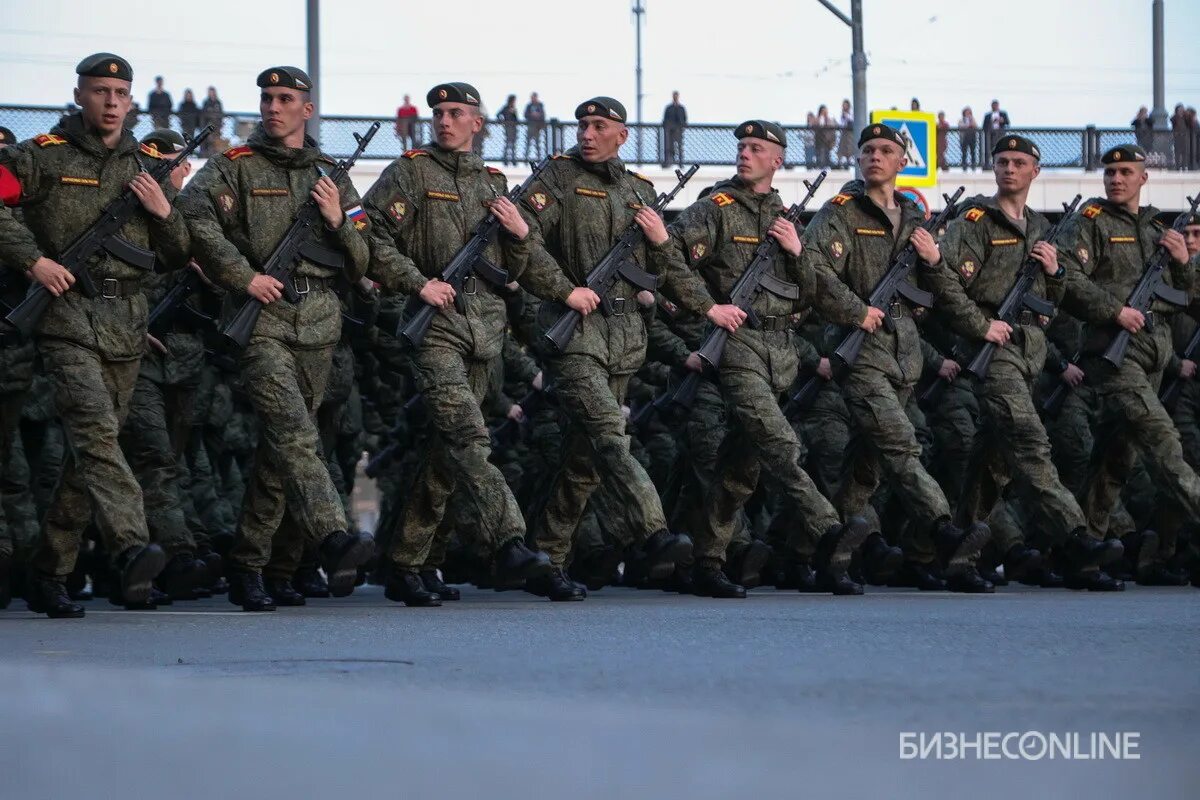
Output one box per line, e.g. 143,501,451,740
1,583,1196,799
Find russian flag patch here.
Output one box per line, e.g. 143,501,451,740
346,204,368,230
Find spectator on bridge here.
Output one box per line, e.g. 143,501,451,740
958,106,978,170
524,92,546,160
1171,104,1189,170
836,98,855,168
177,89,199,140
936,111,949,170
498,94,519,165
814,104,836,167
1189,108,1199,169
803,111,817,167
200,86,224,156
982,99,1009,168
395,94,418,151
911,97,921,111
1132,106,1153,153
148,76,172,129
662,90,687,168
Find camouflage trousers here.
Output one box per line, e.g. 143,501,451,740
229,338,345,574
387,343,524,571
0,392,25,560
698,367,839,570
32,340,148,578
674,379,751,548
534,353,667,568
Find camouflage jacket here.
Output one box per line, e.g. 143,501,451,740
1060,196,1193,374
363,144,529,362
179,125,369,350
803,179,930,385
0,113,190,359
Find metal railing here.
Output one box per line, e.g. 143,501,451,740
2,104,1198,170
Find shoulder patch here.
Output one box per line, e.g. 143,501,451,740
486,166,504,175
551,154,572,160
629,170,653,184
830,193,852,206
1082,204,1102,219
138,143,168,159
402,149,429,159
964,207,985,223
223,145,254,161
33,134,66,148
710,192,735,207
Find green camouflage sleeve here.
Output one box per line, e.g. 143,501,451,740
178,159,258,293
802,204,868,326
654,199,717,316
502,333,541,386
1060,214,1123,324
329,174,370,283
929,215,991,340
645,310,691,367
516,165,581,303
362,159,426,296
488,171,534,283
794,333,822,372
1167,238,1195,301
0,142,45,271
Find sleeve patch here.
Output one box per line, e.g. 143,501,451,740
829,239,844,259
959,259,977,280
689,240,709,262
213,185,238,217
1076,247,1089,265
386,196,409,222
964,207,985,223
526,189,553,213
345,204,369,230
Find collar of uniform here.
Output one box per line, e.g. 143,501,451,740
969,193,1043,238
427,144,483,176
838,179,920,232
55,112,137,159
564,146,626,184
247,124,325,168
715,176,779,212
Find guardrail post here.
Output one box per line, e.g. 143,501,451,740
550,118,561,156
1084,125,1097,171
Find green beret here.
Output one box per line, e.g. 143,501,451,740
575,97,627,123
858,123,906,149
140,128,186,156
735,120,787,148
426,82,481,108
256,66,313,92
992,134,1041,161
0,126,15,145
76,52,132,82
1101,144,1147,165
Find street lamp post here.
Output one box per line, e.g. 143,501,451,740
633,0,645,165
817,0,867,172
306,0,320,142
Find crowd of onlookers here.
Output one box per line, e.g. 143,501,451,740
1132,103,1199,170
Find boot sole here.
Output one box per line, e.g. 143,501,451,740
121,547,167,606
326,537,375,598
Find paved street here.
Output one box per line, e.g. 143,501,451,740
1,583,1196,799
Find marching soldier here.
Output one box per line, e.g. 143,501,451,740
0,54,191,617
361,81,554,606
804,122,993,593
179,66,374,611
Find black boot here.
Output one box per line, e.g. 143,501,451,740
568,546,623,591
1064,531,1124,570
1136,564,1190,586
889,560,947,591
318,530,374,598
725,541,772,589
814,517,870,595
114,544,167,606
792,562,823,592
420,569,460,601
691,566,746,598
1003,544,1043,584
0,553,11,610
934,521,991,569
227,571,276,611
264,577,306,606
384,570,442,607
1065,568,1124,592
157,553,207,601
945,566,995,593
25,575,85,618
638,530,693,581
293,566,330,598
493,539,553,586
861,533,904,585
525,567,586,601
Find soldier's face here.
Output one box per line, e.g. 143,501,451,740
1103,163,1147,206
169,159,192,191
259,87,313,141
1184,224,1200,257
577,117,628,163
736,139,783,184
993,153,1039,194
432,103,481,152
858,141,906,186
74,77,132,136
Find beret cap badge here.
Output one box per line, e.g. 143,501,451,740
108,62,118,74
269,72,279,84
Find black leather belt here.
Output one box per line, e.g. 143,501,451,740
292,275,334,297
887,301,911,320
608,297,627,316
758,314,791,331
1015,310,1049,328
98,278,142,299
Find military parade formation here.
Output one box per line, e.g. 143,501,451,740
1,53,1199,619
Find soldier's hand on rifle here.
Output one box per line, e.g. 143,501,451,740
1061,363,1085,387
311,176,343,229
633,207,668,245
129,172,171,221
532,370,544,390
1030,241,1059,275
566,287,601,315
938,358,961,381
419,278,456,309
984,319,1013,345
817,357,833,380
1161,229,1189,266
28,257,76,296
1182,359,1198,380
860,306,885,332
685,352,703,373
507,404,525,422
146,333,168,355
247,274,284,304
909,228,941,265
706,303,746,333
1116,306,1146,334
488,197,529,240
188,259,217,289
767,217,803,257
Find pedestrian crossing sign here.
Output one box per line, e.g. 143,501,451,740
869,110,937,188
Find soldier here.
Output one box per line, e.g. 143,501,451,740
932,134,1118,589
361,81,553,606
514,96,739,600
1060,144,1199,590
804,122,993,593
179,66,374,611
658,120,870,597
0,53,192,617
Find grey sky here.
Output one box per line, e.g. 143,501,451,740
1,0,1197,126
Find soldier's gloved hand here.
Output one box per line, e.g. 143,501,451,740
860,306,885,332
817,357,833,380
508,404,525,422
28,256,75,296
706,303,746,333
768,217,803,257
247,274,284,304
488,197,528,240
311,176,343,229
1061,363,1085,387
984,319,1013,345
419,278,456,308
633,207,668,245
566,287,601,315
1160,229,1189,266
909,228,940,265
685,352,703,373
129,172,172,220
938,358,961,381
1116,306,1146,333
1182,359,1198,380
1030,241,1059,275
